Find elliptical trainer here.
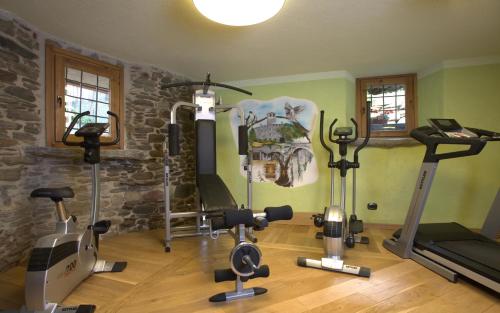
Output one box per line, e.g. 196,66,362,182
297,102,376,276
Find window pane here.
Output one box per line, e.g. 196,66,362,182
65,96,80,112
396,84,405,95
97,89,110,103
383,84,396,97
97,116,110,134
97,102,109,117
82,72,97,86
65,82,80,97
66,67,81,82
81,99,97,115
81,85,97,100
368,85,383,97
80,115,95,127
97,116,109,124
98,76,110,89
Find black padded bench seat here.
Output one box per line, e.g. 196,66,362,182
197,174,238,212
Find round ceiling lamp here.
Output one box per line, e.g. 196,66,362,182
193,0,286,26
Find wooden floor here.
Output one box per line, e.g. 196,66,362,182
1,225,499,313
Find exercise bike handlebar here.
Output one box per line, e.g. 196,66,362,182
62,111,91,146
319,111,335,166
62,111,120,147
101,111,120,146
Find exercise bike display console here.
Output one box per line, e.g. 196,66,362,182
8,111,127,313
383,118,500,293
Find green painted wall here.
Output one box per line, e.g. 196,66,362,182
216,64,500,228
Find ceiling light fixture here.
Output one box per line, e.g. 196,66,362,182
193,0,285,27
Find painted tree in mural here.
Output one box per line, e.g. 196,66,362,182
269,147,313,187
231,97,318,188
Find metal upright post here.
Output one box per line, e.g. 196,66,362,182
90,163,100,226
163,142,171,252
330,167,335,207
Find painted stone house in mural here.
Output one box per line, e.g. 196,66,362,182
231,97,318,188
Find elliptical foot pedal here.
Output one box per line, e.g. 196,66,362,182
93,260,127,273
52,304,96,313
358,236,369,244
315,232,323,239
75,305,97,313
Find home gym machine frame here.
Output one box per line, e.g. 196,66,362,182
11,111,127,313
162,74,293,302
298,102,375,277
162,74,255,252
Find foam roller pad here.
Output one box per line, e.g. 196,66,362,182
238,125,248,155
214,268,236,282
264,205,293,222
168,124,180,156
250,265,270,279
224,209,254,228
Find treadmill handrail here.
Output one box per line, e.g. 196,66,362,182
411,126,490,162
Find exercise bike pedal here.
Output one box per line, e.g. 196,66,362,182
93,260,127,273
93,220,111,235
315,232,324,239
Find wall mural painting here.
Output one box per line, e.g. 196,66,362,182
230,97,318,188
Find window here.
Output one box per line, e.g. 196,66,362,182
45,43,124,148
356,74,417,137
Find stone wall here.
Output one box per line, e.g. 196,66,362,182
0,10,195,270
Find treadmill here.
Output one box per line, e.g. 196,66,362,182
383,118,500,293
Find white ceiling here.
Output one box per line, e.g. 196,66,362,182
1,0,500,81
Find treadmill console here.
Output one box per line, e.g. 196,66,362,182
428,118,478,138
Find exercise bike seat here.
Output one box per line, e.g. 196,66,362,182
31,187,75,202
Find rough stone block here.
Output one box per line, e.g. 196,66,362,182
145,118,165,128
0,68,17,83
0,167,22,181
148,134,165,143
4,85,36,102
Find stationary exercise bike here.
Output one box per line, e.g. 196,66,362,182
297,103,376,276
14,111,127,313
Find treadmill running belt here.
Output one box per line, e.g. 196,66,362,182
436,240,500,272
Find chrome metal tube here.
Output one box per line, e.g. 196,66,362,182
90,163,100,226
330,167,335,207
352,168,357,215
170,101,198,124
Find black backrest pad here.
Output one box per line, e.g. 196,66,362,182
198,174,238,211
196,119,216,176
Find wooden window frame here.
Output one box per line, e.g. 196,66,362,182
45,43,124,148
356,74,417,138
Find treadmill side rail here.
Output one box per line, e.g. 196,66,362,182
414,248,500,293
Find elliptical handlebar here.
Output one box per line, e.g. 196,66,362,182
319,110,335,167
327,118,338,143
62,111,91,146
354,101,372,163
